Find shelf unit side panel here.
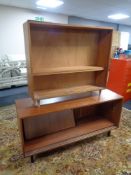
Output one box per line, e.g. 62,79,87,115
95,30,113,87
110,99,123,127
23,22,34,97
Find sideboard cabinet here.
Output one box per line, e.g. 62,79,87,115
15,21,123,162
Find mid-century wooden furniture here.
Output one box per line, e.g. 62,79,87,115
15,21,123,162
16,90,123,162
24,20,113,106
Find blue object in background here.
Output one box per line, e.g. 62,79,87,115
124,50,131,58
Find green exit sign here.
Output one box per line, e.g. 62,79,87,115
35,17,44,22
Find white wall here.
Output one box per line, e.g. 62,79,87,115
69,16,131,45
118,25,131,44
68,16,118,30
0,5,68,59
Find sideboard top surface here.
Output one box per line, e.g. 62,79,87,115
16,89,123,119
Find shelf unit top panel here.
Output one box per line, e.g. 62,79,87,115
16,89,123,119
28,20,113,31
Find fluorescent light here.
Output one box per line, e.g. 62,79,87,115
37,6,47,10
108,13,129,20
36,0,64,8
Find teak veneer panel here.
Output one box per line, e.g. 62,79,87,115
33,72,95,91
23,109,75,140
31,29,99,70
24,118,115,156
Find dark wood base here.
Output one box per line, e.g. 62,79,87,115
31,155,36,163
30,130,112,163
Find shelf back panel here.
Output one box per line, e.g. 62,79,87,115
30,26,99,73
33,72,95,90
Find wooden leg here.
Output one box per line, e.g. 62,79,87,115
31,155,35,163
107,131,111,137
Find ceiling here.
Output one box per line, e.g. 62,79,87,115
0,0,131,26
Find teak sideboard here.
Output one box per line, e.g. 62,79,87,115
16,90,123,162
15,21,123,162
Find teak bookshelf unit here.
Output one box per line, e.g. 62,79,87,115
24,20,113,106
16,21,123,162
16,90,123,162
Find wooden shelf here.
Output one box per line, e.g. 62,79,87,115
33,66,104,76
34,85,103,100
24,118,115,156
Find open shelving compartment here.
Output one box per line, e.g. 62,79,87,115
24,21,113,105
16,90,123,158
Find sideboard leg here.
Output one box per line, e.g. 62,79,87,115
107,131,111,137
31,155,35,163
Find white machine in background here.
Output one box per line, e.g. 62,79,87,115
0,55,27,89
